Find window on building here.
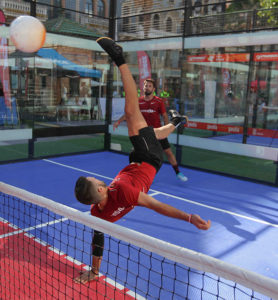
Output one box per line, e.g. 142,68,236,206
194,0,202,14
65,0,75,10
122,6,130,32
122,5,129,16
69,77,79,96
39,0,52,4
139,13,144,25
65,0,76,20
153,14,160,30
97,0,104,17
166,17,172,32
85,0,93,15
41,76,47,88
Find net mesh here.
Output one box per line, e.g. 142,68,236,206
0,182,277,300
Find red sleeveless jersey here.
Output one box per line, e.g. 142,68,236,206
139,96,166,128
91,162,156,223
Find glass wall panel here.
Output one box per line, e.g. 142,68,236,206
8,41,107,129
110,36,278,185
0,2,109,161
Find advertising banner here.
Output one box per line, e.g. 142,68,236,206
137,51,151,93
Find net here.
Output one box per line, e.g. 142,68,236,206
0,181,277,300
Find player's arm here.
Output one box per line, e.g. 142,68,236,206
160,98,169,125
162,112,169,125
137,192,211,230
74,230,104,283
113,114,126,130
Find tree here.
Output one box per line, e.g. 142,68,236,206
258,0,278,25
226,0,260,12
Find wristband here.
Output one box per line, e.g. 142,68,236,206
188,214,192,223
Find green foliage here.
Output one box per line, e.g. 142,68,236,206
226,0,260,12
259,0,278,25
260,0,278,8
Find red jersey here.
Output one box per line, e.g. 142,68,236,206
139,96,166,128
91,162,156,223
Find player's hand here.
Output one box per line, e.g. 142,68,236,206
74,270,99,284
191,214,211,230
113,121,119,131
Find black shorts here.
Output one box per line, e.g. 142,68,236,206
129,127,163,173
159,138,170,150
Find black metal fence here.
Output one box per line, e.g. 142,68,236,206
115,3,278,41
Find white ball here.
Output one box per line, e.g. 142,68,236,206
10,16,46,53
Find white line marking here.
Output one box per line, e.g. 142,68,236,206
44,158,278,228
43,159,113,181
0,217,68,239
0,217,8,223
105,277,125,290
48,246,65,255
126,290,147,300
25,233,34,239
150,189,278,228
8,223,19,229
148,191,161,197
34,238,48,246
65,256,83,265
0,229,24,238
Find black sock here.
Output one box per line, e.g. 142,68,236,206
173,165,180,174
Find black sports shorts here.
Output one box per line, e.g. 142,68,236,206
129,127,163,173
159,138,170,150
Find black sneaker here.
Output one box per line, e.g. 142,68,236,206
96,37,125,67
169,110,188,128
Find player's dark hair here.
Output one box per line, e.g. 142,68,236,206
144,78,156,89
74,176,101,205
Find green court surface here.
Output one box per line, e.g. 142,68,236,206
0,134,105,162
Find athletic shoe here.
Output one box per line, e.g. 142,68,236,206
169,109,188,128
177,172,188,182
96,37,125,67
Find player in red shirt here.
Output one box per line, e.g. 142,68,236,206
74,37,211,284
114,78,188,182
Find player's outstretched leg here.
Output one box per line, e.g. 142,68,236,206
169,110,188,128
96,37,126,67
97,37,147,137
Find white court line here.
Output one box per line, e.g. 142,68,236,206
0,217,68,239
43,159,113,181
148,191,160,197
150,189,278,228
43,159,278,228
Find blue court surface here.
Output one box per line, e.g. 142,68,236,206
0,151,277,293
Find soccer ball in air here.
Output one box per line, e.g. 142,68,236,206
9,16,46,53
